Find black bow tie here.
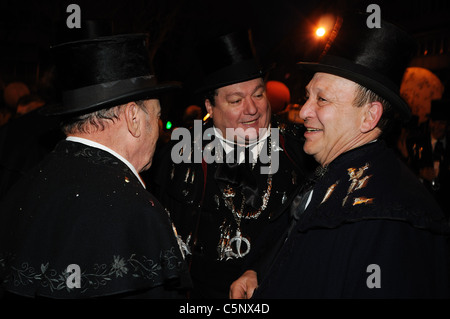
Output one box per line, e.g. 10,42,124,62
214,145,262,210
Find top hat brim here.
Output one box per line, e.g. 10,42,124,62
41,77,181,117
298,57,411,119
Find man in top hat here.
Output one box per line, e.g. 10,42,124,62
410,98,450,219
0,33,191,298
152,29,316,298
230,12,450,298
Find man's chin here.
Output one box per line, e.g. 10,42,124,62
235,135,260,146
303,144,317,157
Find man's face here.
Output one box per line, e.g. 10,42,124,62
205,78,271,144
140,99,161,171
299,72,367,166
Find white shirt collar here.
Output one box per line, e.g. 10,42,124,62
66,136,146,189
212,126,271,163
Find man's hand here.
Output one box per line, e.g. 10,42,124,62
229,270,258,299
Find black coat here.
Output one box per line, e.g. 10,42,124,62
151,116,316,298
253,141,450,298
0,140,191,299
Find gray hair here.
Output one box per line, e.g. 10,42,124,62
353,84,393,133
62,100,146,135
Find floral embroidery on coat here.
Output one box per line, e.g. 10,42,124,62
0,248,181,294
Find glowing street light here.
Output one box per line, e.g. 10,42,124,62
315,27,326,37
314,14,335,39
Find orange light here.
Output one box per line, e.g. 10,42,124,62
316,27,326,37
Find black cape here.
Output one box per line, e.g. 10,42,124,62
0,140,191,298
253,141,450,298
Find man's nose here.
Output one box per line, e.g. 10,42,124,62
299,100,313,121
244,97,258,115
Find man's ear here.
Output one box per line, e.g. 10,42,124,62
361,101,383,133
205,99,213,118
124,102,141,137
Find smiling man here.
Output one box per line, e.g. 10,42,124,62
152,29,315,298
301,73,383,167
230,13,450,299
205,78,271,145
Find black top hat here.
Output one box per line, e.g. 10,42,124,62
42,33,180,116
194,29,265,93
429,99,450,121
299,12,417,118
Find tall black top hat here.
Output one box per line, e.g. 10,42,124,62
43,33,180,116
194,29,265,93
299,12,417,118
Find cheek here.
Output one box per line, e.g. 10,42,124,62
314,110,339,145
153,120,160,140
323,111,361,147
261,103,271,120
146,119,159,144
257,98,269,112
216,109,239,131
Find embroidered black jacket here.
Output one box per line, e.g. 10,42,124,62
0,140,191,298
253,140,450,298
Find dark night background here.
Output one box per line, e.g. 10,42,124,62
1,0,449,127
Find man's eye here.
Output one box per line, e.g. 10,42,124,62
230,99,241,104
318,96,327,102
